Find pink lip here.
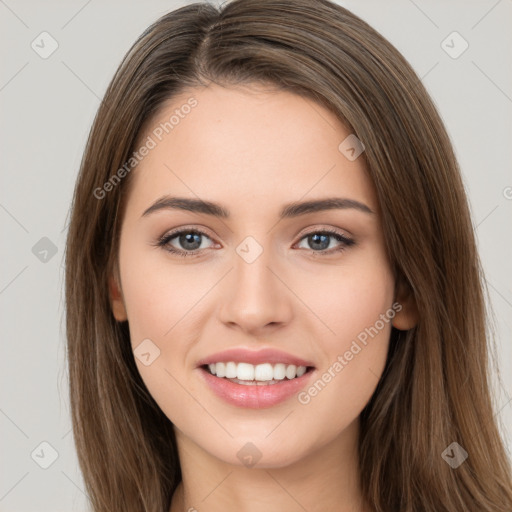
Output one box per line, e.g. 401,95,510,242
195,347,315,368
197,366,316,408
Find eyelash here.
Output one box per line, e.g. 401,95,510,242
154,227,355,258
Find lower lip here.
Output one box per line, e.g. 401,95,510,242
197,366,316,408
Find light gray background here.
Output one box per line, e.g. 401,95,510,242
1,0,511,510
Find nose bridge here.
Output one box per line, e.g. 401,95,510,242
218,234,292,331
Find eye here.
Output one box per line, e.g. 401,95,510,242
154,227,355,258
295,229,355,255
155,228,215,257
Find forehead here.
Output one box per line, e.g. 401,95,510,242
125,83,377,218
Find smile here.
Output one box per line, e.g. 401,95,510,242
206,361,308,383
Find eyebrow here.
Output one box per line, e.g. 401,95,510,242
141,195,374,219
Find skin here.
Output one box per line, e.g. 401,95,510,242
109,83,417,512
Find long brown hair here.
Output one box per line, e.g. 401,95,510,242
64,0,512,510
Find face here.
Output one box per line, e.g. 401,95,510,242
109,83,415,468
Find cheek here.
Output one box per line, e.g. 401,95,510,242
118,245,219,419
119,245,213,346
292,253,394,418
294,331,390,453
294,249,395,350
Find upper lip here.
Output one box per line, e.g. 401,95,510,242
196,347,315,368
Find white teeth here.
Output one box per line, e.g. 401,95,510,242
237,362,254,380
296,366,307,377
254,363,273,381
285,364,297,379
206,361,309,381
215,362,226,378
225,361,237,378
273,363,286,380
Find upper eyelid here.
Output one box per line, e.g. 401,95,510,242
164,226,214,239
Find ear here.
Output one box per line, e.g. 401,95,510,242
392,275,418,331
109,272,128,322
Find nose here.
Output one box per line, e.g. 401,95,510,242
218,243,294,336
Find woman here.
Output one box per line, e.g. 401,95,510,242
64,0,512,510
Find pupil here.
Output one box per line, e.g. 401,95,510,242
180,232,201,250
310,233,329,250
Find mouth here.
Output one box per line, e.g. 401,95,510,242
201,362,315,385
197,362,316,408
